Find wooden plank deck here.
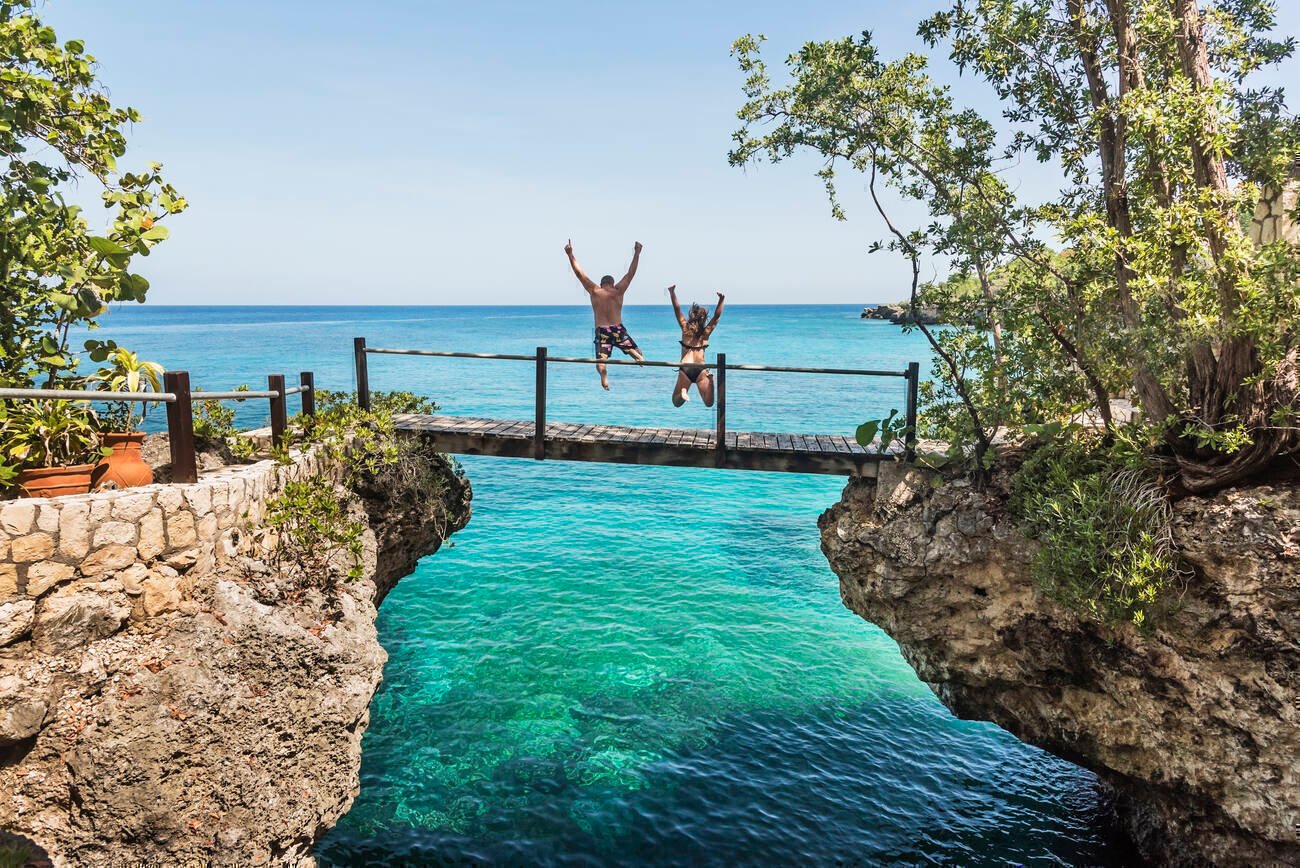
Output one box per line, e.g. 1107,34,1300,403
394,414,891,476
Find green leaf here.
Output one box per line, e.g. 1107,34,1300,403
140,226,169,241
855,420,880,447
88,236,129,256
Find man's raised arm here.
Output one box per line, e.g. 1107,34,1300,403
564,238,597,291
614,241,642,292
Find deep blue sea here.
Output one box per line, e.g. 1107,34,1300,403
91,305,1128,866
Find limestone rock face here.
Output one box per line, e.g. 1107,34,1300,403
0,441,471,867
819,464,1299,866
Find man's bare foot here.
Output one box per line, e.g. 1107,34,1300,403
678,387,690,403
601,376,611,390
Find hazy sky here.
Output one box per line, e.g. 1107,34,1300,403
41,1,1300,306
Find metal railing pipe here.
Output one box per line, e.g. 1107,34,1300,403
0,388,177,402
192,390,278,400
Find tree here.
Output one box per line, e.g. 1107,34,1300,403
0,0,186,388
731,0,1299,492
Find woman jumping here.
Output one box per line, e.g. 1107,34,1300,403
667,285,725,407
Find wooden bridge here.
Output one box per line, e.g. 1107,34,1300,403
355,339,920,477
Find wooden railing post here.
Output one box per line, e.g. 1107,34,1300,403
353,337,371,411
904,361,920,461
163,370,197,484
715,353,726,468
268,374,288,449
299,371,315,416
534,346,547,460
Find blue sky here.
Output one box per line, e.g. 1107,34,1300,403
41,1,1300,306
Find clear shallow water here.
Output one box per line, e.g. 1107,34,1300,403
88,305,1127,865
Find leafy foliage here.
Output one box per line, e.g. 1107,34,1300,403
854,409,911,452
261,390,453,589
89,346,164,433
0,0,186,388
1,399,105,470
264,480,367,585
191,385,255,459
729,1,1300,491
1012,433,1185,628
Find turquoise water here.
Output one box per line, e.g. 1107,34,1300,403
92,305,1125,865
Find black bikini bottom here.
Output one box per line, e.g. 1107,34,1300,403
679,364,708,383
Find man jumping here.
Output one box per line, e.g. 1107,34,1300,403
564,238,645,389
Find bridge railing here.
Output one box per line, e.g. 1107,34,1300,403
0,371,316,484
353,337,920,464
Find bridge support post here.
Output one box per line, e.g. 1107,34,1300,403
353,337,371,411
714,353,726,468
163,370,197,484
904,361,919,461
534,346,547,460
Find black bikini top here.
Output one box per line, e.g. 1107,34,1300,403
679,339,709,351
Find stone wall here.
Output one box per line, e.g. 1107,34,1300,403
0,450,340,654
0,441,471,866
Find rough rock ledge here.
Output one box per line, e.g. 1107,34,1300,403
819,463,1298,866
0,438,470,866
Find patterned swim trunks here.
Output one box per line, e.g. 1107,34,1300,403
594,324,639,359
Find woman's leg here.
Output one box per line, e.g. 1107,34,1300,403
697,371,715,407
671,370,691,406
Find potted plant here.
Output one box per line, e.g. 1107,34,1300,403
89,347,165,490
2,400,108,498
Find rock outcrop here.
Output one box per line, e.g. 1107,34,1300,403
819,463,1299,865
0,438,470,866
860,302,944,324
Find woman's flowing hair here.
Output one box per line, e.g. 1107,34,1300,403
686,303,709,342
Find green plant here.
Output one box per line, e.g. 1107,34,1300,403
2,399,106,469
90,346,164,433
1012,435,1184,629
0,1,186,389
855,409,912,453
192,385,254,457
0,840,31,868
264,478,366,585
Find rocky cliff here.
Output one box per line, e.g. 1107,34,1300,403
820,463,1299,865
0,438,471,866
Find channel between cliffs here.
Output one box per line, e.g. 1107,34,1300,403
0,436,471,866
820,462,1299,865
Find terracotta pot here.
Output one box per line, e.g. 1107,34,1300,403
16,464,96,499
92,432,154,490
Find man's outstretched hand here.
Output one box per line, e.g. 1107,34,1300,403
717,291,726,301
634,241,643,253
564,238,574,255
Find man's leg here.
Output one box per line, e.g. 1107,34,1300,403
595,329,612,390
616,327,644,364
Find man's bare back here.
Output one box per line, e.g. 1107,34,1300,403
564,238,646,389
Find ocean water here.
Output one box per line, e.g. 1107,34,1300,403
89,305,1127,865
